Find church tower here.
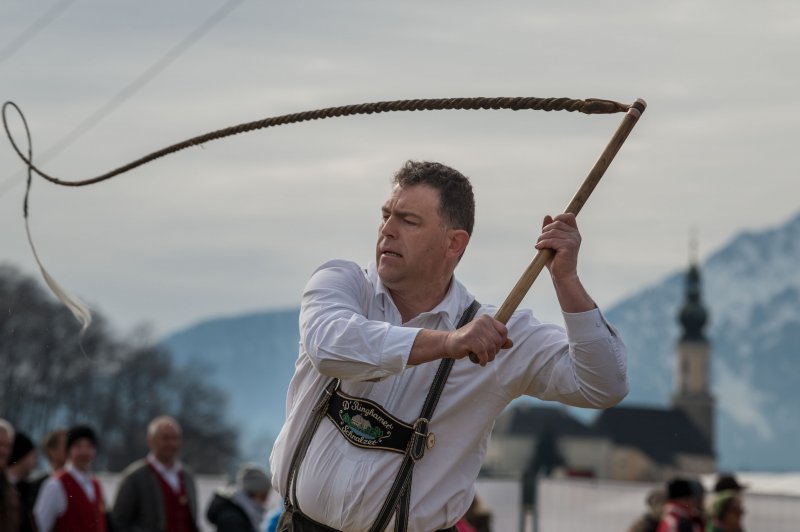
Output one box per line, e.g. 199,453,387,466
672,240,715,452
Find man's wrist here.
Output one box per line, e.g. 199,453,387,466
552,274,596,313
408,329,449,366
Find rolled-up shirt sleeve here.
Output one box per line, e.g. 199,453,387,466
495,307,628,408
300,260,421,381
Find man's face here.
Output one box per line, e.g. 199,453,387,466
16,450,38,478
68,439,96,472
376,185,454,295
47,435,67,470
0,429,11,468
148,422,182,466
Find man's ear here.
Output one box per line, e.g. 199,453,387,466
447,229,470,260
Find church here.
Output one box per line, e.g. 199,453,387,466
482,257,716,482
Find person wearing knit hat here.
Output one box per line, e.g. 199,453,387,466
34,424,109,532
7,432,38,532
206,464,270,532
8,432,36,477
714,474,746,494
656,477,703,532
707,490,745,532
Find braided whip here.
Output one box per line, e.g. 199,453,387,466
2,96,635,331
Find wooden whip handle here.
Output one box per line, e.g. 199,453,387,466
468,98,647,363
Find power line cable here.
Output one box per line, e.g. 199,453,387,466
1,0,244,198
0,0,76,65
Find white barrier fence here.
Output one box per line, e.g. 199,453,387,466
96,473,800,532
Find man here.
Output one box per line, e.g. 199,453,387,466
1,418,21,531
30,429,68,501
112,416,198,532
41,429,68,474
657,478,702,532
707,490,745,532
270,161,628,531
713,473,746,495
627,488,665,532
7,432,38,532
34,425,109,532
206,464,270,532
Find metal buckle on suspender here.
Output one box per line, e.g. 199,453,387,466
408,417,434,462
314,379,340,413
325,379,341,397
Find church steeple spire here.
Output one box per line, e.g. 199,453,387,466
679,232,708,341
673,232,715,453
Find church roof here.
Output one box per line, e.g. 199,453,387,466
592,405,713,464
498,404,596,438
494,403,713,467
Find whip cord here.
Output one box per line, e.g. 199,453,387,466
2,95,633,331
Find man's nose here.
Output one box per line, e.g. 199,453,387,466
380,216,397,237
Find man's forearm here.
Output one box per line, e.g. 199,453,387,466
407,329,449,366
552,274,596,313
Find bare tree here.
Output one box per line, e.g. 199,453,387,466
0,263,239,473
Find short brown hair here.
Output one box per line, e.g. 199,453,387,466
42,429,67,453
393,160,475,236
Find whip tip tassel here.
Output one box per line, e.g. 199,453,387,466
25,220,92,334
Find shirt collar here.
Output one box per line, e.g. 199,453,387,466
147,453,182,475
66,462,93,484
367,261,470,328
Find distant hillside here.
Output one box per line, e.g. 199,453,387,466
162,212,800,471
161,308,299,461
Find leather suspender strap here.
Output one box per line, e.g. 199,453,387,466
284,378,340,512
370,299,481,532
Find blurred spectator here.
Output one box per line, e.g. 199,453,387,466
707,490,744,532
455,516,478,532
7,432,38,532
627,487,665,532
714,474,746,494
206,464,270,532
41,430,68,473
687,478,706,531
656,477,703,532
34,425,109,532
462,494,492,532
263,506,282,532
30,429,68,501
1,418,21,531
112,415,198,532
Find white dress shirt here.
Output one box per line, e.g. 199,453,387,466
34,463,99,532
147,453,183,493
270,260,628,532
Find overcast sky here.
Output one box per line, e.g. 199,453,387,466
2,1,799,338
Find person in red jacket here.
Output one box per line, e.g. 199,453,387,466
657,478,703,532
33,425,109,532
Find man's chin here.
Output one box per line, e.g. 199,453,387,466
377,267,401,288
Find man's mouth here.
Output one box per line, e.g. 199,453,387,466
382,250,402,258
